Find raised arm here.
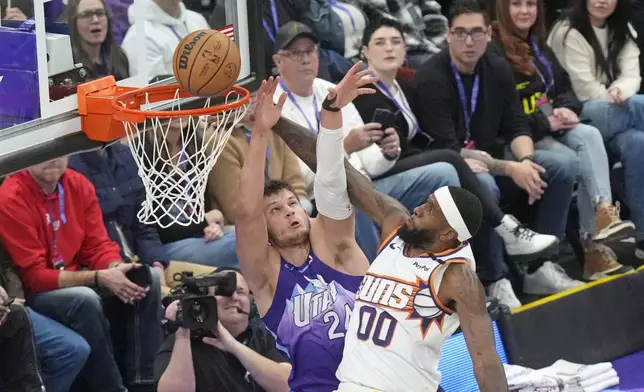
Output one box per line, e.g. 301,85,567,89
439,263,508,392
309,62,380,249
234,79,288,299
272,64,409,243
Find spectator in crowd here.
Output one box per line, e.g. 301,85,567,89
257,0,353,83
0,301,47,392
548,0,644,260
492,0,635,280
354,17,560,307
154,268,291,392
0,1,29,19
299,0,367,62
143,118,239,267
352,0,449,67
121,0,209,79
68,144,170,285
0,157,163,392
65,0,130,81
104,0,133,44
0,281,89,392
414,0,582,295
273,21,460,261
209,94,312,223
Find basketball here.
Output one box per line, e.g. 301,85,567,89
172,29,241,97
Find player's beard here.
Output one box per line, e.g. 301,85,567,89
268,224,310,249
397,226,437,248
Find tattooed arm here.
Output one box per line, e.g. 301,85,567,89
439,263,508,392
273,117,409,242
459,148,511,177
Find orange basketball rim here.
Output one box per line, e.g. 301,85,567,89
77,76,250,142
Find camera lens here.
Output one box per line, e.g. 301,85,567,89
188,301,209,324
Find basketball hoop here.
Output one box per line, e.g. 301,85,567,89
77,76,250,228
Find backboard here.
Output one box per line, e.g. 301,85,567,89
0,0,266,177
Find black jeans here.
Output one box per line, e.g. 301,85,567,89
0,305,44,392
376,148,505,226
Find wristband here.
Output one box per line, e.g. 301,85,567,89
94,271,99,288
519,155,535,163
322,96,341,112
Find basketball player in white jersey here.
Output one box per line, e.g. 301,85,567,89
269,95,508,392
335,185,508,392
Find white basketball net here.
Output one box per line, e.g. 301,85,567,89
119,88,248,228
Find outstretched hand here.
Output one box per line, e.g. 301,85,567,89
326,61,378,110
254,76,288,133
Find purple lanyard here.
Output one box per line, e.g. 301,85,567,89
280,80,320,133
262,0,279,42
244,128,271,181
48,183,67,263
375,80,421,134
329,0,356,31
450,61,479,143
530,37,554,93
166,24,183,41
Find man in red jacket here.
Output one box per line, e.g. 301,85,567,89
0,157,163,392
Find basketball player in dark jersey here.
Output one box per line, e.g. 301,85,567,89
235,63,378,392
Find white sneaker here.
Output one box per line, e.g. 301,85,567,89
523,261,585,296
494,215,559,261
487,278,522,310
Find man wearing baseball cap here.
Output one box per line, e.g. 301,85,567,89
274,21,320,52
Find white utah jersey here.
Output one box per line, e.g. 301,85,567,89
335,231,476,392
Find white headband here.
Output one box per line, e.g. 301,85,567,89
434,186,472,242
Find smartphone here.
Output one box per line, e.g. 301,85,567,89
126,265,152,288
537,101,554,117
372,108,397,133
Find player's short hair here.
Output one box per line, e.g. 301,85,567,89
448,0,490,27
361,17,405,47
264,180,296,198
435,186,482,241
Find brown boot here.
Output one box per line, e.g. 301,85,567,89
583,243,632,281
593,203,635,241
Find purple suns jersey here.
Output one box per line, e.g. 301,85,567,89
261,248,363,392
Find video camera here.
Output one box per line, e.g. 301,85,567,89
162,270,237,336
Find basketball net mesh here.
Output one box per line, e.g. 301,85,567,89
119,88,248,228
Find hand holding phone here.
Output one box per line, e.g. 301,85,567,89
371,108,397,137
125,265,152,289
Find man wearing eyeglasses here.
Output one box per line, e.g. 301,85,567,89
414,0,581,297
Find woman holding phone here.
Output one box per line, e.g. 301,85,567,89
352,17,564,308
